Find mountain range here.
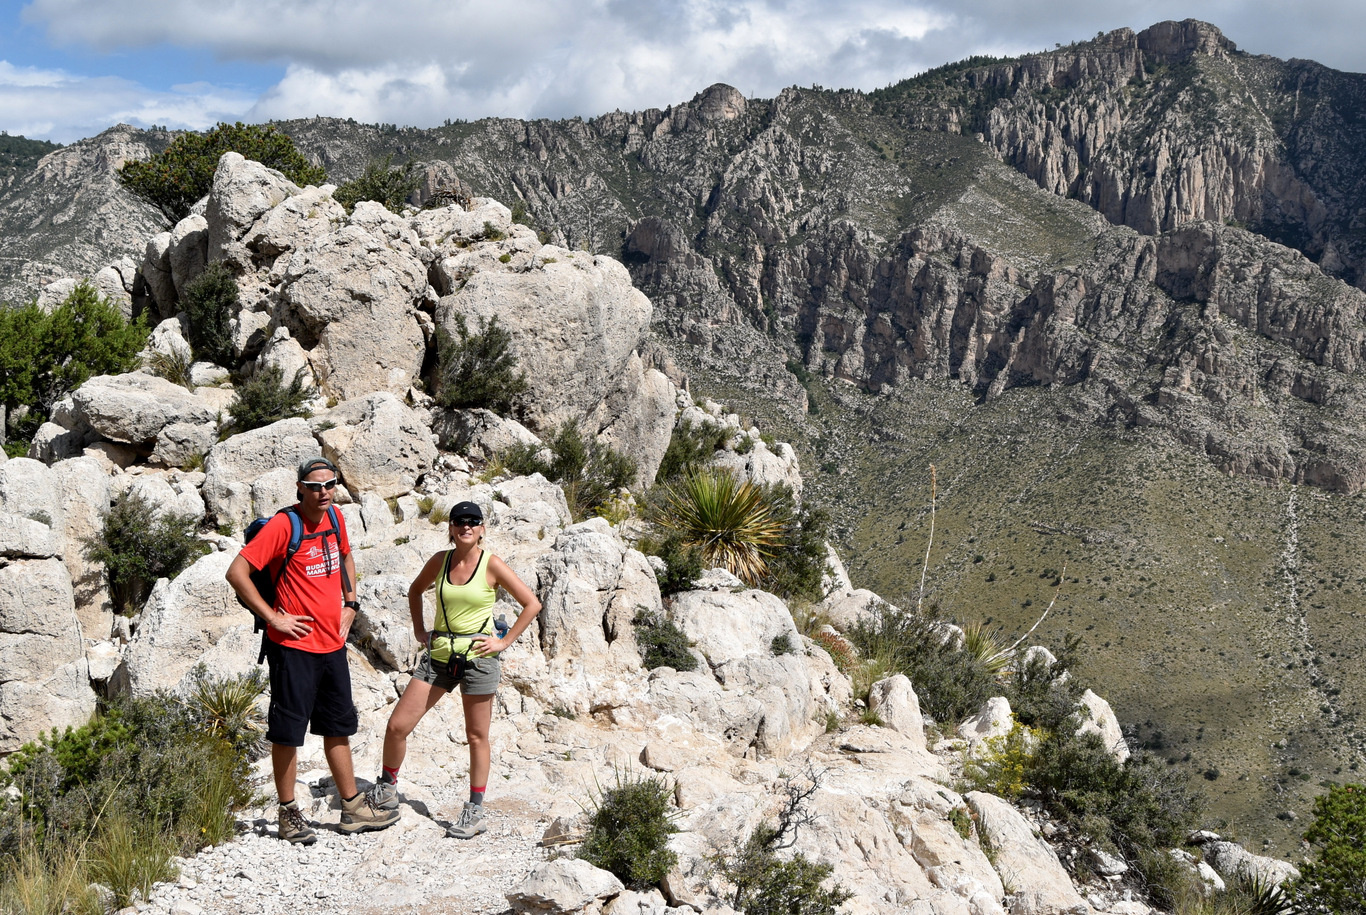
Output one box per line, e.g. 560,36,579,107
2,18,1364,847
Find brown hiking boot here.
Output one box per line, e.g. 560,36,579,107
278,802,317,845
339,790,399,834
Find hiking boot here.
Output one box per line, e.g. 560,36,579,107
446,801,487,840
339,790,400,834
368,772,399,811
278,802,316,845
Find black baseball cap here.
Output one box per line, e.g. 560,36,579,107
297,456,338,480
449,501,484,524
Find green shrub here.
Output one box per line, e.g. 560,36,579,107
760,485,832,601
578,771,678,889
0,283,147,445
434,314,528,414
187,666,267,761
713,773,851,915
655,419,728,483
118,121,326,222
333,155,421,214
495,421,636,520
1004,637,1084,730
146,347,195,390
180,261,238,366
637,533,704,596
961,720,1039,799
633,609,698,672
85,490,208,615
1288,783,1366,915
848,602,999,723
226,365,310,433
1027,731,1202,865
771,634,794,656
650,469,785,585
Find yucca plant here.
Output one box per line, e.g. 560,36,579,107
652,469,785,585
961,622,1011,677
187,667,266,760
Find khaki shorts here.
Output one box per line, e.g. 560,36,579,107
412,648,501,695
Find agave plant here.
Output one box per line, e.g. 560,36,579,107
653,469,786,585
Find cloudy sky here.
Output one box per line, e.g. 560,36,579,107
2,0,1363,144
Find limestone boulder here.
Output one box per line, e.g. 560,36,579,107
142,231,176,316
966,792,1088,914
205,152,302,267
0,458,63,538
712,435,803,499
279,217,427,400
120,551,258,695
70,373,216,445
48,457,113,633
1075,689,1129,762
506,858,624,915
532,519,651,712
168,214,208,300
242,184,346,260
432,408,542,459
202,417,319,532
821,588,888,632
868,675,927,748
1203,841,1301,888
670,587,799,667
0,558,95,751
959,697,1014,747
353,574,423,671
315,393,437,499
593,356,676,487
436,248,652,434
151,421,218,469
645,669,765,757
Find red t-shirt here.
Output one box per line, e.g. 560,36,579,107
238,507,351,654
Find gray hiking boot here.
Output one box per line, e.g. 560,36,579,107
446,801,487,839
278,802,316,845
339,790,400,834
368,772,399,811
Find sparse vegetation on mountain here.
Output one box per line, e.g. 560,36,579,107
226,365,310,433
497,420,635,520
333,154,422,214
180,261,238,367
0,282,147,453
1287,783,1366,915
85,489,208,615
0,672,260,912
0,132,61,182
632,608,698,671
578,770,678,889
637,533,704,595
713,771,851,915
655,419,728,483
434,314,528,414
118,121,326,222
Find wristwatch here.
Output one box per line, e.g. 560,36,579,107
344,600,361,611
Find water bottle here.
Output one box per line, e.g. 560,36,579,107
494,614,509,639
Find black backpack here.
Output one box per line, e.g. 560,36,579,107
240,505,351,658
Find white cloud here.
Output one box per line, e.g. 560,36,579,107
0,59,254,142
10,0,1366,142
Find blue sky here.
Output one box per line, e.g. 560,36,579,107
3,0,1365,145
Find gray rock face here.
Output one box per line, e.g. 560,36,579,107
70,373,216,446
0,557,94,751
278,215,428,400
1203,840,1301,888
436,249,653,433
205,153,302,268
315,393,437,499
966,791,1091,914
507,858,624,915
202,417,318,531
168,214,208,300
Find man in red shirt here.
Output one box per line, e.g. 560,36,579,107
226,457,398,843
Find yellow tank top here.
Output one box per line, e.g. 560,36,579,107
429,549,496,662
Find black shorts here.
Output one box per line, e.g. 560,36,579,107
263,640,358,747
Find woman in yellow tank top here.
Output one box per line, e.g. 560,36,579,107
369,501,540,839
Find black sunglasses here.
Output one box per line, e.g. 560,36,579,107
301,478,338,492
450,516,482,527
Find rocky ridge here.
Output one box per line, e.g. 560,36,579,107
0,155,1300,915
